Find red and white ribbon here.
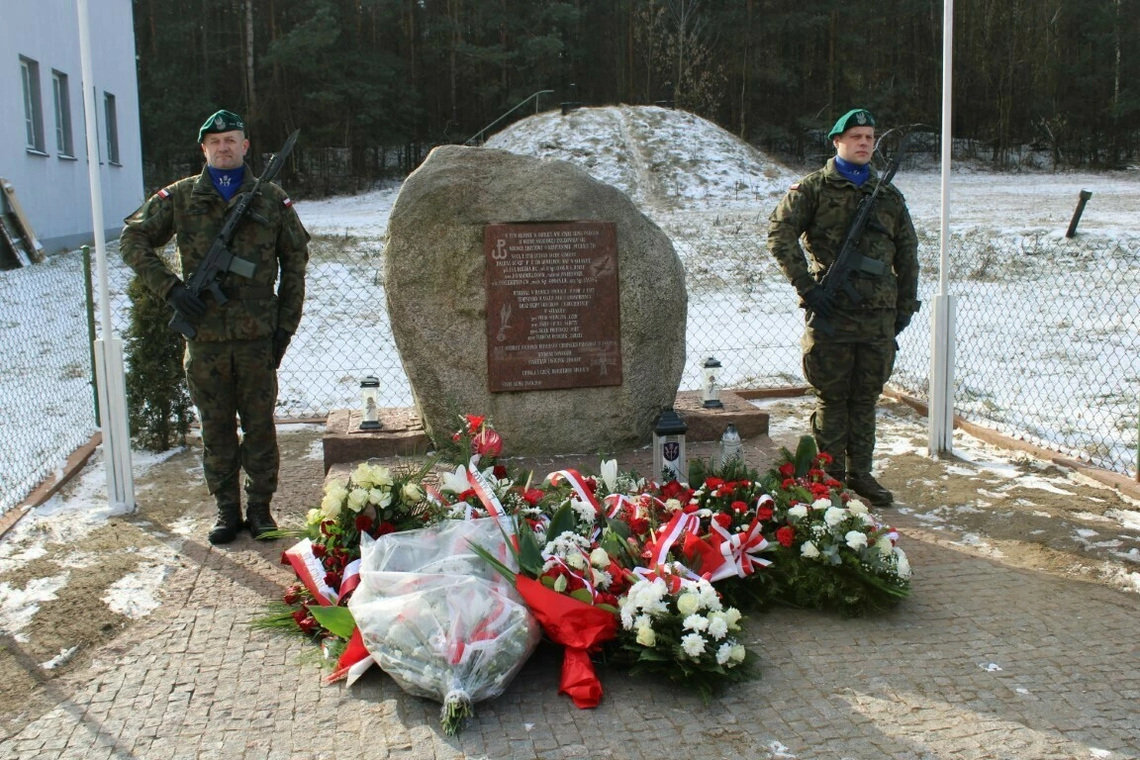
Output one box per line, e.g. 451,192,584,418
546,470,600,513
282,538,338,605
466,459,506,518
708,515,772,582
646,509,702,568
602,493,634,520
338,557,362,599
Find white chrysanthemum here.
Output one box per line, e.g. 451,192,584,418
346,488,370,513
591,568,612,588
845,530,868,550
543,531,591,558
707,615,729,640
847,499,869,515
695,580,721,611
664,498,682,512
681,633,706,658
801,540,821,558
895,547,911,579
788,504,809,520
589,547,610,568
682,614,709,632
860,513,876,527
875,536,894,556
824,506,848,526
716,641,735,665
811,497,833,510
571,498,597,525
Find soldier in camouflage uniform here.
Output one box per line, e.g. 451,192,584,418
120,110,310,543
767,108,919,507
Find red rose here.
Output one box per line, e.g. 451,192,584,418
583,478,597,495
311,543,327,558
492,464,508,479
283,584,303,605
629,517,650,535
324,571,342,589
458,488,476,502
355,514,374,533
292,608,319,636
730,500,748,514
377,521,397,536
713,512,733,529
776,525,796,548
778,462,795,478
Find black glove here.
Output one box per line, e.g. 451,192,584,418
802,287,836,319
167,283,206,320
272,329,292,369
894,313,912,336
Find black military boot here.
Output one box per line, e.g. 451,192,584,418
246,497,279,540
846,473,894,507
207,490,244,545
825,468,846,487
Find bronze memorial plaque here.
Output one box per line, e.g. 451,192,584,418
485,221,622,392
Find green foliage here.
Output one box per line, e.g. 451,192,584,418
123,276,193,452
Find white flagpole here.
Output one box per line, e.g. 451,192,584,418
928,0,957,456
78,0,135,509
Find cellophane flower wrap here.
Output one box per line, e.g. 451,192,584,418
347,518,541,735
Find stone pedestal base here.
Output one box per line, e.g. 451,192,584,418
673,390,769,441
321,391,768,471
322,408,431,473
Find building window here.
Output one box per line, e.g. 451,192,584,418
20,56,46,153
104,92,119,165
52,70,74,157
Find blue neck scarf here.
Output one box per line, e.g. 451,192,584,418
834,156,870,187
207,165,245,202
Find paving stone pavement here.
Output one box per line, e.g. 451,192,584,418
2,421,1139,759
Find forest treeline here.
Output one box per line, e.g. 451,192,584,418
133,0,1140,194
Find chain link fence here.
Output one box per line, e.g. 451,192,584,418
2,221,1138,516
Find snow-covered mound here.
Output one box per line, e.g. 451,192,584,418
485,105,796,210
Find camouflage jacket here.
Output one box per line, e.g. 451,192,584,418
120,166,310,342
768,158,919,341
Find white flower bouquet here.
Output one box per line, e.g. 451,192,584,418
348,519,541,734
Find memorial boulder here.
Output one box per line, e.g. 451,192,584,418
384,145,686,454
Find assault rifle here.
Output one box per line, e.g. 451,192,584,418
809,134,910,337
169,129,300,339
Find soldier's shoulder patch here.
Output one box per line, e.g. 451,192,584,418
283,197,293,208
789,182,801,191
156,187,171,200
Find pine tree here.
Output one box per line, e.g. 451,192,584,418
123,275,194,451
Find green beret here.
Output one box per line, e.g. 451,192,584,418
197,109,245,142
828,108,875,139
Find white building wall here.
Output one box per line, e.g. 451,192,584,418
1,0,143,253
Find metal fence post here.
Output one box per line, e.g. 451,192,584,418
82,245,100,426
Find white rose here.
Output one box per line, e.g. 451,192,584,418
305,508,322,526
676,592,700,616
723,607,742,628
346,488,370,513
801,540,821,559
566,552,587,571
635,625,656,647
730,644,746,664
589,547,610,568
320,492,343,519
788,504,809,520
369,465,394,487
824,506,848,526
351,462,375,489
368,488,392,507
845,530,868,550
401,482,424,502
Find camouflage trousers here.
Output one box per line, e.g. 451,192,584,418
802,339,897,476
184,338,279,501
